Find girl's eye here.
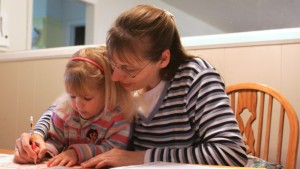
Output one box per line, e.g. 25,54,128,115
84,97,92,101
70,96,76,99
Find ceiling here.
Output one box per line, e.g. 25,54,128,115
162,0,300,33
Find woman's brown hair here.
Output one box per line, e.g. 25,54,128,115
107,4,193,80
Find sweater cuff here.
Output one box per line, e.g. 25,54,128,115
144,149,152,163
68,145,90,163
33,131,44,139
45,142,59,157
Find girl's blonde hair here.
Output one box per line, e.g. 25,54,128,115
57,45,134,120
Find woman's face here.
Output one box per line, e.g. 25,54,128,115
109,51,162,92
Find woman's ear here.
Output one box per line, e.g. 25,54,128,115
159,49,170,68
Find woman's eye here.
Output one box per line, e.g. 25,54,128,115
70,96,76,99
122,66,137,72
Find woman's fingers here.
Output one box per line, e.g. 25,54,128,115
37,147,48,160
14,133,35,163
20,133,37,158
81,154,104,168
81,148,145,168
13,146,31,164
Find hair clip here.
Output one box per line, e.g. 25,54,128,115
164,9,174,17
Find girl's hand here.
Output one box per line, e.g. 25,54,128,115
47,149,78,167
14,133,47,164
80,148,145,169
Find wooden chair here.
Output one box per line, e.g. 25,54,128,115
226,83,299,169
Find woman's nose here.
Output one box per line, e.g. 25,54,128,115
111,69,125,81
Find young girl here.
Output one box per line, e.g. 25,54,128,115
44,46,133,167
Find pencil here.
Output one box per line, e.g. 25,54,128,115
30,116,37,165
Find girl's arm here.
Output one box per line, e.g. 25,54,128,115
69,114,131,163
45,111,66,156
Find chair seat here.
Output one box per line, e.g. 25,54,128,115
246,155,283,169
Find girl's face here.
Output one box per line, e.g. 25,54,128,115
109,51,163,92
67,85,105,120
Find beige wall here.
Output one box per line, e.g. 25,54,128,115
191,43,300,168
192,43,300,114
0,42,299,167
0,0,298,166
0,58,67,148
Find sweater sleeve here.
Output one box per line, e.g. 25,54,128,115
68,113,131,163
34,104,56,138
144,61,247,166
45,110,66,156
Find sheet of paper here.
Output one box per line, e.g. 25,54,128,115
0,153,47,169
112,162,234,169
0,154,80,169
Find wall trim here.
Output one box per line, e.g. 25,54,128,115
0,45,98,62
1,28,300,62
182,27,300,49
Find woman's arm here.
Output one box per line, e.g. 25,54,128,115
14,132,46,163
81,149,145,168
14,105,56,164
35,94,66,137
142,64,247,166
34,104,56,137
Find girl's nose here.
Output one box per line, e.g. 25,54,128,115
75,98,84,109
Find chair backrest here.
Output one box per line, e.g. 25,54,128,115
226,83,299,169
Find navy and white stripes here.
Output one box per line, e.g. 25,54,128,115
133,58,247,166
34,105,55,138
34,57,247,166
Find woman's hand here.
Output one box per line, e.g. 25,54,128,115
47,149,78,167
14,132,47,164
80,148,145,169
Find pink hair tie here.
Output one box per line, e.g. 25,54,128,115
70,57,104,72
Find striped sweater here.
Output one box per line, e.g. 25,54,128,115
35,57,247,166
45,107,130,163
132,57,247,166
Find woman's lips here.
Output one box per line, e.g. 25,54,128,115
120,82,130,88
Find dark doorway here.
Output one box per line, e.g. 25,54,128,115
74,26,85,45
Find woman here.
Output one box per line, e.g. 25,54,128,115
14,4,247,168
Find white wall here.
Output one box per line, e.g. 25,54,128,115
0,0,224,53
90,0,224,44
0,0,32,52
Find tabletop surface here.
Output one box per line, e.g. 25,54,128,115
0,149,14,154
0,149,264,169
